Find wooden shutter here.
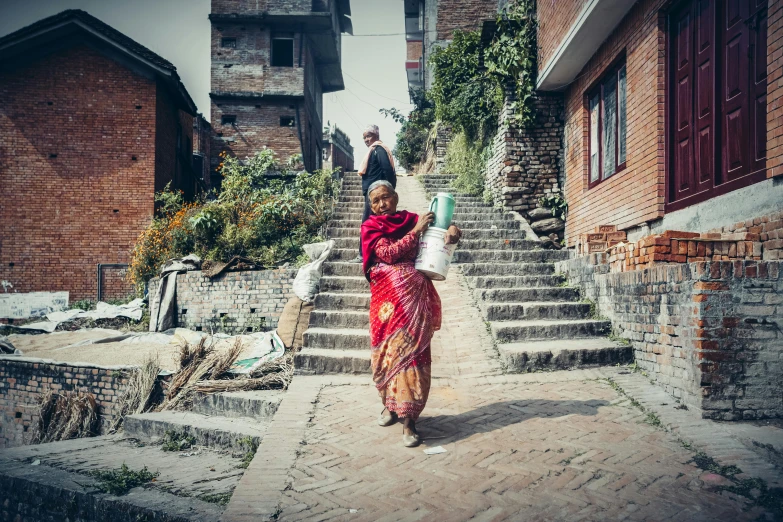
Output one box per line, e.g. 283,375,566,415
694,0,716,194
721,0,750,182
671,1,697,200
749,0,768,176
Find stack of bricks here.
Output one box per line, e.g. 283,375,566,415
704,211,783,261
607,231,763,273
578,225,628,254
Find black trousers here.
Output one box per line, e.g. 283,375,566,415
359,191,371,259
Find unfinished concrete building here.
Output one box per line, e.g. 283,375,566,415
209,0,352,174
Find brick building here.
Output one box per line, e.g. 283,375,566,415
0,10,198,303
533,0,783,420
536,0,782,246
322,124,354,172
193,113,213,191
403,0,497,94
209,0,352,174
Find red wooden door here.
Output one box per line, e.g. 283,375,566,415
668,0,767,208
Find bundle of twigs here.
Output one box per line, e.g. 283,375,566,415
109,356,161,432
194,352,294,393
34,390,99,443
159,337,244,411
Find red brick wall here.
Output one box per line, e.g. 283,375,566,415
211,101,302,165
562,0,668,247
561,0,783,247
406,40,423,61
0,358,132,448
768,0,783,178
537,0,585,75
0,46,157,302
329,144,354,172
435,0,498,40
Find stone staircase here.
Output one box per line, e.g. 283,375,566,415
294,174,372,374
123,390,283,451
422,174,633,372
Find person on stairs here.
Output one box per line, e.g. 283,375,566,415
361,180,461,447
349,124,397,263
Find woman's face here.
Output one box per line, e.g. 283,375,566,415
369,186,398,216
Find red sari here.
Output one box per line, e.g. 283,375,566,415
361,211,442,419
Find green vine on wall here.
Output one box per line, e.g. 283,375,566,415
484,0,538,128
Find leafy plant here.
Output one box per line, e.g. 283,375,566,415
160,430,196,452
127,149,339,294
430,30,503,143
539,193,568,221
88,463,159,495
380,88,436,172
444,132,488,197
484,0,538,127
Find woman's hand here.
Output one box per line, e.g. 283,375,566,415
445,224,462,245
412,212,435,235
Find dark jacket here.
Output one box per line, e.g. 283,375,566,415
361,145,396,193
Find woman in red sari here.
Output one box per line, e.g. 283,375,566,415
361,180,461,447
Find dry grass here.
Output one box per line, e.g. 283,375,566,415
194,353,294,393
34,390,99,443
109,356,161,432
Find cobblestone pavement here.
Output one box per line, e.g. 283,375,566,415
222,178,782,521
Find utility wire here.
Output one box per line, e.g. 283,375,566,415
344,71,412,106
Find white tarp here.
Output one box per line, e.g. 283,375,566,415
292,240,334,303
16,299,145,333
0,291,69,319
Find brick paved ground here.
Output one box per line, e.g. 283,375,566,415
222,178,782,521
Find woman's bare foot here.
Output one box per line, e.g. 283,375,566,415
402,418,420,447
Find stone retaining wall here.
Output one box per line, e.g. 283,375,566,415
148,269,297,334
556,256,783,420
484,92,564,216
0,357,132,448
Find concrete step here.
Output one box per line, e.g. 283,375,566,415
490,318,611,343
453,201,494,208
452,211,508,220
458,219,521,230
479,301,593,321
294,348,371,374
454,249,569,264
461,262,556,277
460,228,528,240
123,411,268,451
466,274,565,289
314,292,371,311
302,327,369,350
191,390,283,419
323,261,365,277
321,275,369,293
476,286,580,302
331,237,360,250
332,248,366,261
333,212,365,221
327,227,360,238
458,238,538,250
310,309,369,329
499,338,633,372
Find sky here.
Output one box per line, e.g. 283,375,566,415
0,0,414,156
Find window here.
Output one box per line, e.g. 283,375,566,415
588,60,627,187
271,38,294,67
667,0,767,209
221,37,236,48
221,115,236,125
280,116,295,127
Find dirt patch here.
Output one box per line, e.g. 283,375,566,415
7,330,260,372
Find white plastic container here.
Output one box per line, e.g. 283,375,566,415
415,226,457,281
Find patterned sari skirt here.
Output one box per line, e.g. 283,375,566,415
369,261,441,420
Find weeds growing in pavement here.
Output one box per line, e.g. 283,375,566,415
160,430,196,452
236,436,258,469
88,463,159,495
199,492,233,506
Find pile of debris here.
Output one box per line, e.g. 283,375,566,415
527,207,565,249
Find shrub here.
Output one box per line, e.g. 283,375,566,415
444,132,487,197
380,89,436,172
127,149,339,294
430,30,503,143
